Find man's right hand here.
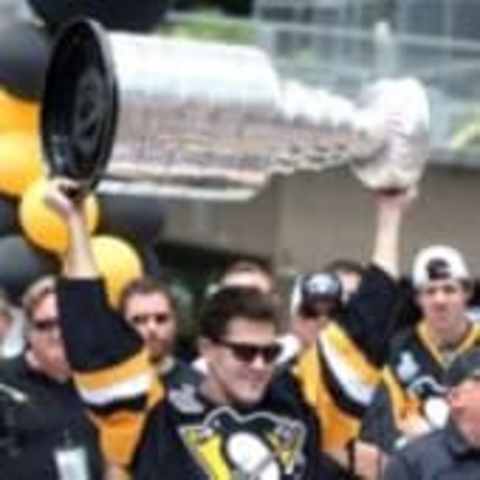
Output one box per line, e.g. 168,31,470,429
43,177,85,222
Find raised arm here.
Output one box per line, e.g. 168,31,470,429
294,188,416,478
372,189,416,279
45,178,163,468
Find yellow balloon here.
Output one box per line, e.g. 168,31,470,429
0,132,43,197
20,178,99,253
0,89,39,133
91,235,143,307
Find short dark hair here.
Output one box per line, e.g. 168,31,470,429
219,260,275,290
221,260,272,279
119,276,178,316
199,287,280,341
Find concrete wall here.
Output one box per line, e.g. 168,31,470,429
163,166,480,277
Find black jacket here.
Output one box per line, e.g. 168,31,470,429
384,421,480,480
0,355,104,479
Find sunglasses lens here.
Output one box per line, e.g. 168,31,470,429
131,313,170,325
33,319,59,332
263,345,281,363
226,344,253,363
223,342,280,364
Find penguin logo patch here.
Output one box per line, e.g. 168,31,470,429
179,407,306,479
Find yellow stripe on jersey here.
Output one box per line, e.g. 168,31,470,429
90,380,164,466
294,344,360,451
382,366,421,427
74,349,150,391
319,324,381,410
417,321,480,367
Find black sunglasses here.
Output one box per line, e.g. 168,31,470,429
129,312,172,326
32,317,60,333
216,339,282,364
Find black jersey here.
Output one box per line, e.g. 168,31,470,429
56,264,399,477
361,321,480,452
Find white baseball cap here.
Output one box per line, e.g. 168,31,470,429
412,245,470,288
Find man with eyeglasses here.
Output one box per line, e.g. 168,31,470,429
119,276,201,389
384,348,480,479
45,177,414,479
0,276,104,479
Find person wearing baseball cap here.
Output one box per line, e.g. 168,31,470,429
275,272,343,366
361,244,480,455
384,348,480,479
290,271,343,350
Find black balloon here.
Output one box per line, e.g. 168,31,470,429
141,244,163,278
29,0,168,32
98,193,166,245
0,195,19,236
0,21,51,100
0,235,59,300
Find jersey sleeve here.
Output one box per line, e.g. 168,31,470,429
57,278,164,467
293,265,402,450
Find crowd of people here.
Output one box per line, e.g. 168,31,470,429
1,178,480,479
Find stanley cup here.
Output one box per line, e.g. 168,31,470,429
41,19,430,201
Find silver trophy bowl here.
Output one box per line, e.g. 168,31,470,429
41,18,430,201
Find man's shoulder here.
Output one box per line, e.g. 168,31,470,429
395,428,448,463
390,325,419,349
387,325,421,363
0,354,26,379
165,358,203,389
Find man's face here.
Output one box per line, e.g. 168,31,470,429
416,279,469,339
28,292,70,378
448,376,480,439
124,292,176,363
291,300,334,348
202,318,279,407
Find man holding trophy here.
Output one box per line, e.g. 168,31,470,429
41,17,429,480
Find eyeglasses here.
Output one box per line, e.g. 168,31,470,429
216,339,282,364
129,312,172,326
31,317,60,334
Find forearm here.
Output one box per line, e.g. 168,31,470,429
62,209,99,279
372,203,402,279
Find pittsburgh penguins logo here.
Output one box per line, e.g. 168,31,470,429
179,407,306,479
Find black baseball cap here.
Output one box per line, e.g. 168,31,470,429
446,349,480,387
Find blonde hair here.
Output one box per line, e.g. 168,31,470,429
22,276,56,320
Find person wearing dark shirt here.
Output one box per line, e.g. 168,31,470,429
361,246,480,454
0,276,103,479
384,348,480,479
45,177,413,479
119,276,201,389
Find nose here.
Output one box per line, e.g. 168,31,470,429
432,289,448,304
51,327,63,341
250,353,269,370
144,317,160,332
